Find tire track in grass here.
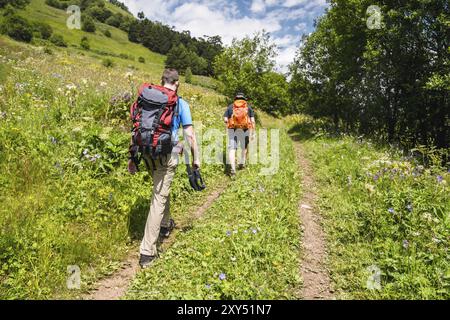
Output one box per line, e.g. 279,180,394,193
82,181,230,300
293,140,334,300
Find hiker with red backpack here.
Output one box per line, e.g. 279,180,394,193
127,68,201,269
224,93,256,177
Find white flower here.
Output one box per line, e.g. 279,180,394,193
100,82,107,87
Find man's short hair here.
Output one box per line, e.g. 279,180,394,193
162,68,179,85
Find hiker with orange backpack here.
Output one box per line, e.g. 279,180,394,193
127,68,201,269
224,93,256,177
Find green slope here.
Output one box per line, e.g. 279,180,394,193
20,0,165,72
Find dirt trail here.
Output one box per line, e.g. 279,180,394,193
82,183,228,300
293,141,334,300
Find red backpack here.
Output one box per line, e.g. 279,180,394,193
129,83,179,168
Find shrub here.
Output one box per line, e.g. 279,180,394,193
105,14,122,28
138,56,145,64
102,58,114,68
0,0,30,9
103,29,111,38
81,16,96,33
185,67,193,84
49,34,67,47
80,36,90,50
1,14,33,43
33,22,53,40
43,47,53,55
44,0,66,10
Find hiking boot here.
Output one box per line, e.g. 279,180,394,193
159,219,176,238
139,254,156,269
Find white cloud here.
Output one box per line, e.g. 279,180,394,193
121,0,328,71
251,0,266,13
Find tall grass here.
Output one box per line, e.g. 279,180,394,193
0,38,226,299
290,116,449,299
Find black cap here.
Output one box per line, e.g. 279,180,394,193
234,93,247,101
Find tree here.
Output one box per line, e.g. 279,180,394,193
213,31,286,114
289,0,449,149
166,44,207,75
165,44,191,73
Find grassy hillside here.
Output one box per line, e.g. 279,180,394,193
0,33,229,299
20,0,164,71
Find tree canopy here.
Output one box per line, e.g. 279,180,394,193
289,0,449,150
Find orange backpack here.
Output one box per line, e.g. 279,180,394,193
228,100,253,130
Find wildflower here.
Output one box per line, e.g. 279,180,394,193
66,84,76,91
373,174,379,182
402,240,409,249
437,175,443,183
52,73,63,79
252,229,258,235
205,284,211,289
388,208,395,214
83,149,89,156
0,111,6,119
226,231,232,237
365,183,375,194
230,256,236,262
49,136,58,144
244,230,248,234
219,273,226,281
233,230,238,234
432,237,441,244
100,82,107,87
406,204,413,212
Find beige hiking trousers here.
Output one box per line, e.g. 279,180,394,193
140,153,179,256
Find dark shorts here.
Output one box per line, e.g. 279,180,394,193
228,129,249,150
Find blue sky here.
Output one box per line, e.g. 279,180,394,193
121,0,328,71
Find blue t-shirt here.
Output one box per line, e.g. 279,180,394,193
171,98,192,142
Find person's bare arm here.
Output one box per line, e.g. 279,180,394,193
183,125,200,169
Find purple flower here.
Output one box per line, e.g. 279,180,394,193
252,229,258,234
205,284,211,289
219,273,226,281
226,231,232,237
402,240,409,249
437,175,443,183
388,208,395,214
373,174,379,182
